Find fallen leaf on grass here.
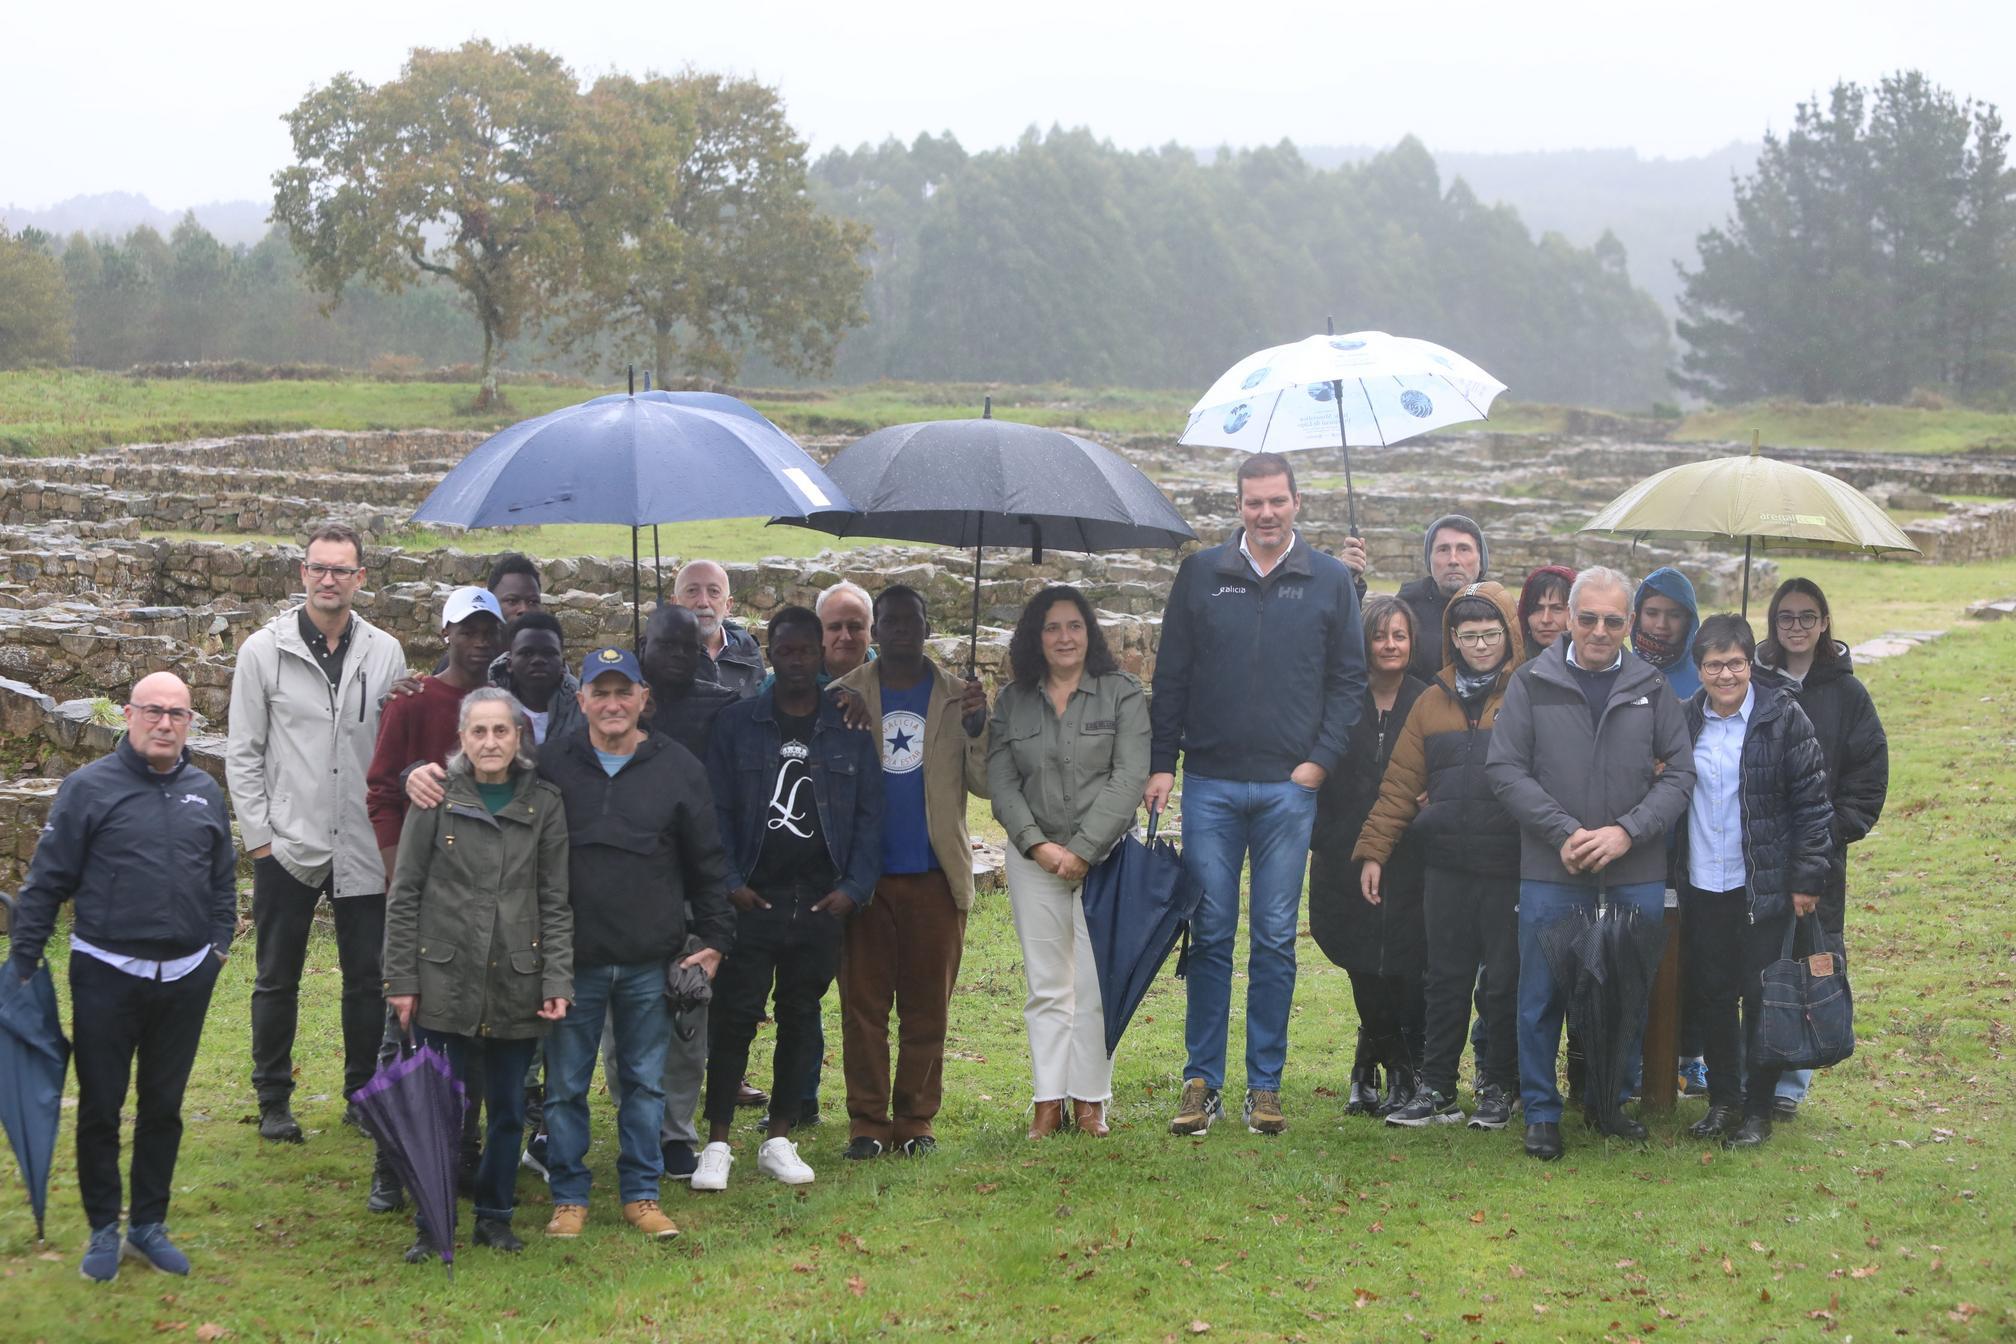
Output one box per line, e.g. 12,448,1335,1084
1507,1265,1527,1279
1949,1302,1981,1322
1721,1255,1735,1276
152,1324,187,1335
845,1275,866,1298
974,1183,999,1194
1187,1320,1211,1334
1368,1221,1384,1234
1462,1313,1483,1324
36,1252,60,1262
1352,1288,1377,1308
1850,1265,1880,1279
1469,1211,1486,1224
195,1327,228,1342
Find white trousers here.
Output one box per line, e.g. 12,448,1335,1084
1005,847,1112,1103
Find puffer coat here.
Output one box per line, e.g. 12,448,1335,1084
1756,640,1888,911
1308,675,1431,975
1680,674,1837,921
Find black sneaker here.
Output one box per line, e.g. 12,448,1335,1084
1586,1108,1648,1142
1523,1121,1564,1161
258,1104,304,1144
1467,1085,1513,1130
842,1136,885,1161
366,1149,406,1213
661,1142,699,1181
1687,1104,1742,1140
403,1238,435,1264
473,1217,523,1253
1772,1095,1800,1121
342,1101,366,1132
1386,1089,1464,1128
898,1135,937,1158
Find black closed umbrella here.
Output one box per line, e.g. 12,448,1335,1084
0,893,68,1243
773,400,1194,668
1535,887,1667,1133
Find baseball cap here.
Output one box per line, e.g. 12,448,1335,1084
579,646,646,685
441,586,506,630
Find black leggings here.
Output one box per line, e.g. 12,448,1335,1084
1348,969,1424,1067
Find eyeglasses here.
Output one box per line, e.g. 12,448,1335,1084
1774,611,1821,630
1574,612,1628,631
130,704,194,724
304,563,362,580
1452,629,1506,648
1700,658,1750,679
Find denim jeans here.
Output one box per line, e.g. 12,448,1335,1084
545,961,669,1206
1515,879,1665,1124
1178,773,1319,1092
417,1030,537,1224
1777,1069,1812,1102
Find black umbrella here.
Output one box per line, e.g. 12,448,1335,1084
773,400,1195,669
1079,812,1206,1056
0,894,69,1243
349,1040,468,1276
1535,887,1666,1132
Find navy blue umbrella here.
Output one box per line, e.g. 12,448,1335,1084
411,385,854,646
349,1041,468,1276
1078,814,1206,1057
0,893,70,1242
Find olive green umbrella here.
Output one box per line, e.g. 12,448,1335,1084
1579,435,1919,613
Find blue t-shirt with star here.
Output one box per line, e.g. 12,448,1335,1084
878,677,938,874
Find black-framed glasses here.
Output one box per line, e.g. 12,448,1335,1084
1452,629,1507,648
130,704,194,724
1700,658,1750,679
1575,612,1627,631
304,563,362,579
1774,611,1821,630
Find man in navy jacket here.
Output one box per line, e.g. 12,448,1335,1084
8,672,236,1283
1146,452,1367,1137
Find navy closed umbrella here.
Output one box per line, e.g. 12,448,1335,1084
349,1041,468,1276
1078,815,1205,1057
1534,887,1666,1132
411,386,854,646
0,892,69,1243
775,401,1195,668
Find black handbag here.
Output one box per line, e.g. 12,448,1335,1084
1754,914,1854,1071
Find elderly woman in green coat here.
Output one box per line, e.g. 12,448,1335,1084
989,586,1151,1141
383,688,573,1258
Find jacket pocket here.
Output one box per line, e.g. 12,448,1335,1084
416,943,462,1022
509,949,543,976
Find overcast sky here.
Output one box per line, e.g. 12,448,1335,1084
4,0,2011,209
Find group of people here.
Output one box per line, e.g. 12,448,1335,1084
4,447,1888,1281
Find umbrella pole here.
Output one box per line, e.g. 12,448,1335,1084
969,512,983,675
1332,379,1359,537
653,524,663,603
631,526,642,650
1742,536,1753,619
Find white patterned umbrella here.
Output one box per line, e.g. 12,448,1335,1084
1180,328,1507,533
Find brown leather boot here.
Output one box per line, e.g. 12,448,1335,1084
1072,1099,1110,1137
1027,1099,1064,1139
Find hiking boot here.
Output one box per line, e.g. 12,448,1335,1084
1723,1115,1773,1150
757,1136,816,1185
1523,1121,1564,1161
258,1103,303,1144
1467,1085,1513,1131
661,1142,698,1181
1243,1090,1288,1135
1679,1057,1709,1097
622,1199,680,1239
544,1204,587,1238
1687,1104,1742,1140
473,1217,523,1253
842,1136,885,1161
1168,1079,1223,1136
1377,1065,1420,1119
367,1149,406,1213
899,1135,938,1158
691,1141,733,1191
1344,1064,1383,1117
80,1224,121,1283
1386,1089,1463,1128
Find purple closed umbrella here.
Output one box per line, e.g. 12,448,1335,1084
349,1042,468,1275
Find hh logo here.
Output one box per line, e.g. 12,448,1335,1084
180,793,210,807
1210,585,1248,597
1276,584,1306,600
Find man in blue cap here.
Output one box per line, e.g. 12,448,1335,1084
536,646,735,1241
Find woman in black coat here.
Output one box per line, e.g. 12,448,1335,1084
1308,594,1430,1116
1755,577,1888,1116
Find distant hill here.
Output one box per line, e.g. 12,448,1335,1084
1294,143,1758,317
0,192,271,246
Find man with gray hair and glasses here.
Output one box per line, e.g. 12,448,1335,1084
1486,566,1695,1162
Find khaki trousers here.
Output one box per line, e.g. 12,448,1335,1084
839,870,966,1144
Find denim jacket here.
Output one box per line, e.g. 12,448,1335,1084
705,689,885,906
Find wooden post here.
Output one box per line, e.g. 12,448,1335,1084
1640,888,1683,1111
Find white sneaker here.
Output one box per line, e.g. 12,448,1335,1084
691,1141,733,1192
757,1136,816,1185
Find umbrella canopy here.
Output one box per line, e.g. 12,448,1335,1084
1078,813,1206,1057
1578,438,1919,612
349,1042,467,1275
776,408,1195,664
1179,328,1506,534
0,894,69,1242
1534,892,1667,1132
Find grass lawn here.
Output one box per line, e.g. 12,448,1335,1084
3,571,2014,1342
1674,401,2016,455
148,518,874,569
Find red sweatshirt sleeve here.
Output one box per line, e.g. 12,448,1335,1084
366,690,418,852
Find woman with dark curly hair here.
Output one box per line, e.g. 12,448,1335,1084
988,586,1150,1139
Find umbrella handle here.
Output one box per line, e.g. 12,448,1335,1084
1145,806,1162,845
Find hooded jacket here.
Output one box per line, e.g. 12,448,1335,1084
709,620,766,700
1355,582,1525,874
1396,514,1489,681
1486,638,1697,887
226,607,410,896
1755,638,1888,907
1631,567,1702,700
1517,565,1578,662
1679,674,1837,920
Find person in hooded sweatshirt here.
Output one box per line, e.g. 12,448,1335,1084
1754,577,1888,1119
1354,583,1525,1133
1396,515,1488,682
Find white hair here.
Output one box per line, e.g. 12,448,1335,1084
1569,565,1632,612
815,580,873,619
447,687,539,772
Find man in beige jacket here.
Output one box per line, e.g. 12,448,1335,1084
832,584,988,1158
